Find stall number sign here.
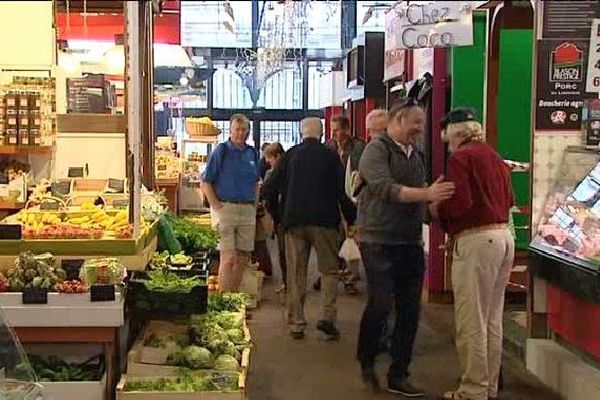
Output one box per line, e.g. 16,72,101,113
586,19,600,93
385,1,476,50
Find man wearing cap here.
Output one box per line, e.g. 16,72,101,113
433,108,515,400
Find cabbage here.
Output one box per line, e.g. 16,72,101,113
226,328,244,343
214,355,240,371
183,346,213,369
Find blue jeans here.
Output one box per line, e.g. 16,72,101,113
357,243,425,381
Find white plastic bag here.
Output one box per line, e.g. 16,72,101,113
339,238,361,263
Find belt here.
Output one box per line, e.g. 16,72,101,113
453,223,508,240
222,200,255,205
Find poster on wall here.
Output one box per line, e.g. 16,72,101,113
586,19,600,92
383,47,405,82
535,39,596,131
583,98,600,146
542,1,599,39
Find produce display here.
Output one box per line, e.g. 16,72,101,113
123,369,238,393
0,271,8,292
143,269,204,293
24,355,103,382
6,252,65,291
142,194,166,222
166,214,219,254
56,280,87,294
79,258,126,286
207,293,247,313
207,275,219,292
14,203,148,240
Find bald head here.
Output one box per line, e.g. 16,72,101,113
301,117,323,140
366,109,388,138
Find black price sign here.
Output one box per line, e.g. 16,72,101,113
61,259,84,281
90,284,116,302
40,201,60,211
108,178,125,193
51,181,71,197
68,167,85,178
22,288,48,304
0,224,22,240
0,171,9,185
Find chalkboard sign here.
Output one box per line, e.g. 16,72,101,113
40,201,60,211
0,224,22,240
68,167,85,178
0,171,9,185
22,288,48,304
90,284,115,302
51,181,71,197
62,259,84,281
113,199,129,209
107,178,125,193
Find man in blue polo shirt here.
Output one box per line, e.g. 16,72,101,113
201,114,259,292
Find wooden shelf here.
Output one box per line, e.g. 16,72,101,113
0,146,53,155
0,199,24,210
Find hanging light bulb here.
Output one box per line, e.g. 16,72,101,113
154,44,193,67
102,34,125,75
58,51,81,74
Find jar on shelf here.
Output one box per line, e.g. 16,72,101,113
6,129,18,145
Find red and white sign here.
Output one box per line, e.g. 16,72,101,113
586,19,600,92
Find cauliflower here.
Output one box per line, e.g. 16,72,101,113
182,346,213,369
214,354,240,371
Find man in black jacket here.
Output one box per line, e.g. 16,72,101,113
263,117,357,341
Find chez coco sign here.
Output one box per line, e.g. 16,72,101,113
385,1,483,50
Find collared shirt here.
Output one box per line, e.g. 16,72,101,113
438,141,514,237
392,138,414,159
202,140,259,202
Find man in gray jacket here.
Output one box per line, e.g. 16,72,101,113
356,100,455,397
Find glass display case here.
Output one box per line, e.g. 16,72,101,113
530,146,600,273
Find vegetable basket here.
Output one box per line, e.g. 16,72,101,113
128,272,208,320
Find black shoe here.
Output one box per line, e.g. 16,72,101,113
344,282,359,294
290,331,304,340
361,371,380,393
316,320,340,341
388,380,425,397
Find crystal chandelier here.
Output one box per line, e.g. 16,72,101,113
233,0,339,106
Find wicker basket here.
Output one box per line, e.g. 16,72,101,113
185,120,220,137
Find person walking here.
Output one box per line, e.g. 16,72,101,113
365,108,389,139
262,143,287,292
356,99,455,397
201,114,259,292
433,109,515,400
263,117,356,341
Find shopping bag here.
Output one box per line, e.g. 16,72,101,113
339,238,361,263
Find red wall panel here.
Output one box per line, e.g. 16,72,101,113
548,283,600,359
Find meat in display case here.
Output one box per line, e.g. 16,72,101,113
530,146,600,273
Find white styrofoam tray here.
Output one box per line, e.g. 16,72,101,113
0,292,124,327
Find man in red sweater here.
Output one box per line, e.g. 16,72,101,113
434,109,515,400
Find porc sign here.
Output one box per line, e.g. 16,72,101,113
385,1,480,50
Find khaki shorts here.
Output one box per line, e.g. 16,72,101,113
213,203,256,252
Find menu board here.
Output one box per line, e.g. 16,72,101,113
542,1,599,39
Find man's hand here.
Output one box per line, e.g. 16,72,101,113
427,176,455,203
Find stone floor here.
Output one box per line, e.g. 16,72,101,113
246,272,560,400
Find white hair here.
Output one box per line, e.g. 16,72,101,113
445,121,485,142
301,117,323,139
366,109,388,130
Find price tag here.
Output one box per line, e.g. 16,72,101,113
40,201,60,211
211,373,235,389
586,19,600,93
0,224,22,240
51,181,71,197
68,167,85,178
61,259,84,281
108,178,125,193
90,284,116,302
22,288,48,304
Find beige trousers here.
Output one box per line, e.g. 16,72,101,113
452,228,514,400
285,226,340,333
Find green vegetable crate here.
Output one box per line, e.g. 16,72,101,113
128,272,208,320
116,370,246,400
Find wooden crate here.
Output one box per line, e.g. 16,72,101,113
116,371,246,400
40,372,106,400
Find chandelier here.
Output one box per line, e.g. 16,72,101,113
233,0,339,106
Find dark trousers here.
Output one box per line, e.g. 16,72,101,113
357,243,425,381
